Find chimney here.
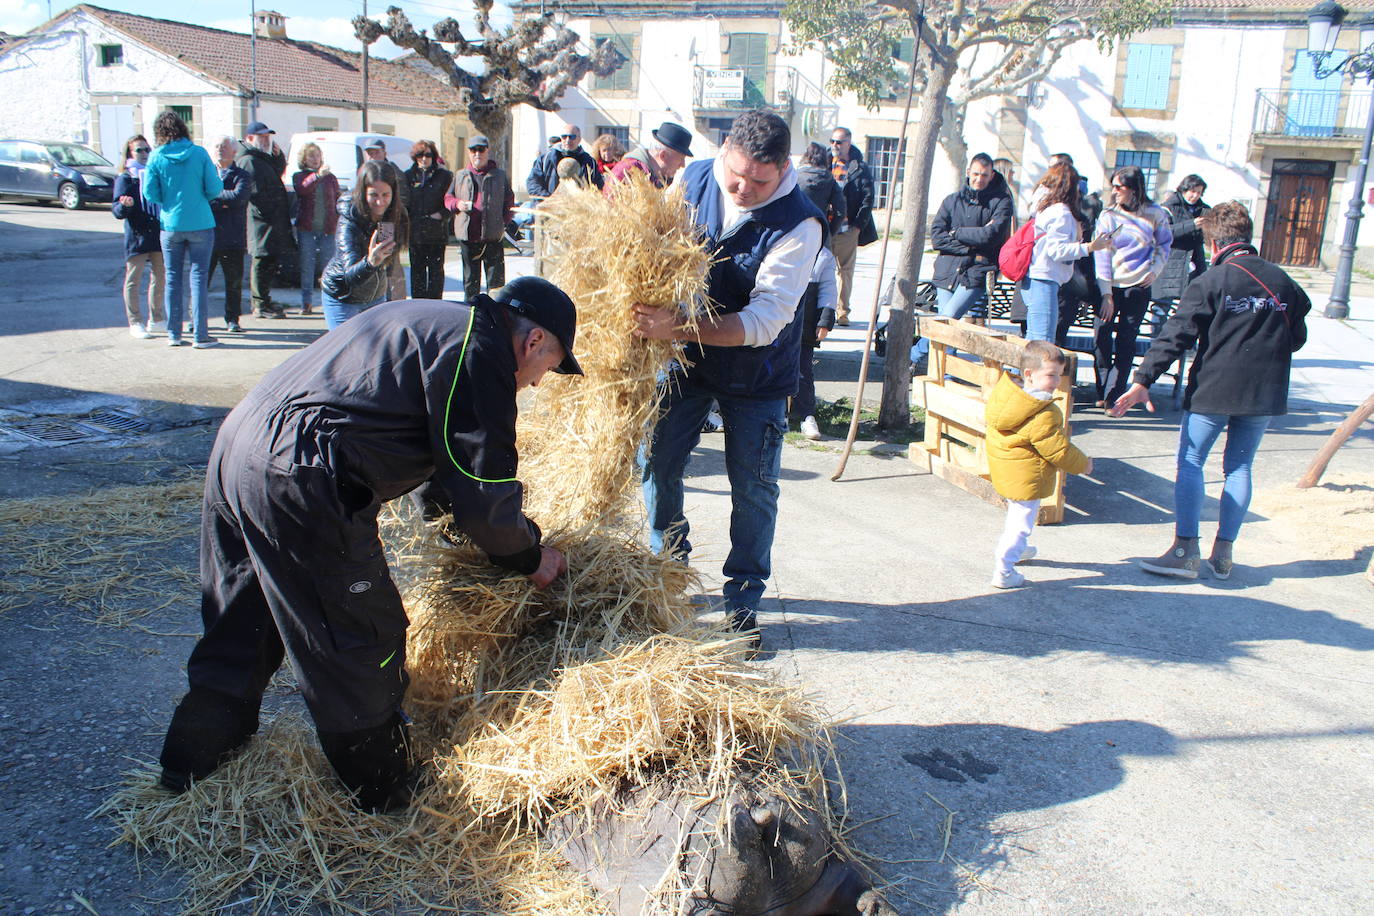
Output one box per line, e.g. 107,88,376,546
254,10,287,40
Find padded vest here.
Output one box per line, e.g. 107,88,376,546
681,159,823,398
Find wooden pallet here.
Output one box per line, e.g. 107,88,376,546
909,316,1077,525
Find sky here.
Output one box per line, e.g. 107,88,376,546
0,0,514,58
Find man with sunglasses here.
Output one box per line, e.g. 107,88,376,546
446,135,515,299
525,123,603,201
828,127,878,326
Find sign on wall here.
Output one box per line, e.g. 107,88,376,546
700,69,745,103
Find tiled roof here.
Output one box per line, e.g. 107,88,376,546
512,0,1374,17
71,5,465,113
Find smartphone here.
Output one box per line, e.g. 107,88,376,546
1103,224,1123,238
374,221,395,245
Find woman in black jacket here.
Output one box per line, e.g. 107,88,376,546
796,142,846,235
403,140,454,300
1110,202,1310,581
321,161,408,329
112,134,166,338
1152,174,1211,303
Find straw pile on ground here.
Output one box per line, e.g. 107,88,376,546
103,171,856,914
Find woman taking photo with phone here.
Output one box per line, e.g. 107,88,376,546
1022,161,1113,342
1092,165,1172,406
321,161,408,329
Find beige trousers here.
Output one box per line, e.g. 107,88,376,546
831,227,860,320
124,251,166,326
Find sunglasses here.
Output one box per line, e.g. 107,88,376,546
416,152,433,158
133,147,151,153
829,138,848,144
1112,184,1128,190
561,133,579,139
469,145,488,152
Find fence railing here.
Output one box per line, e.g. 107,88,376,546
1253,88,1373,139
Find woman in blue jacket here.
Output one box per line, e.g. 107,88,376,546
111,134,165,339
143,111,224,348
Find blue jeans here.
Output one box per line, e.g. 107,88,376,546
322,291,383,330
641,377,787,613
161,229,214,343
297,229,335,307
1020,277,1061,342
1175,412,1272,541
914,284,986,360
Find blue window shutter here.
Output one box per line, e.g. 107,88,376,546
1122,43,1172,110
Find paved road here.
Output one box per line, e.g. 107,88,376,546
1,200,1371,914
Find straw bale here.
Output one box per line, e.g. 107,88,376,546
516,174,712,531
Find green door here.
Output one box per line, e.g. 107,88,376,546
728,33,769,107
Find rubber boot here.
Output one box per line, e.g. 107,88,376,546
1207,538,1234,580
317,713,417,813
158,686,262,792
1140,536,1201,579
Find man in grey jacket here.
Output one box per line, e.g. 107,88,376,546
446,135,515,299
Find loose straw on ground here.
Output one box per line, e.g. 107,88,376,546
100,171,865,915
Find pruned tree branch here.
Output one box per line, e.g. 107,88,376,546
352,3,625,140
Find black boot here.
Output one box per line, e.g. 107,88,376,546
158,687,261,792
317,713,417,813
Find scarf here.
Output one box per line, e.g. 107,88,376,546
126,159,146,178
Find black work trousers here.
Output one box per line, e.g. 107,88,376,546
210,248,246,324
1093,284,1151,404
409,242,447,300
250,253,281,315
459,240,505,301
184,407,409,736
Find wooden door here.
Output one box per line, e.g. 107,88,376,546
1261,164,1332,266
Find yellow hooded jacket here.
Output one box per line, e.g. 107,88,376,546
984,372,1089,501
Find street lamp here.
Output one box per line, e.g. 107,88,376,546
1306,1,1374,319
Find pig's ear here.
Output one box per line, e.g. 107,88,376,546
749,803,776,828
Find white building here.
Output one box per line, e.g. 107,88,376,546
0,4,477,169
510,0,1374,269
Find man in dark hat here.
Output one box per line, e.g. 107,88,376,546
156,278,582,812
609,121,694,188
235,120,294,319
446,134,515,299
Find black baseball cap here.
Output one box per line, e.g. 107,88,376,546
494,277,583,375
245,121,274,135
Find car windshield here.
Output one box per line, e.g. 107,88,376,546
45,144,113,167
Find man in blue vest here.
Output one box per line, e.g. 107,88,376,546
633,109,824,645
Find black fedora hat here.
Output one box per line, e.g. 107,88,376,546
494,277,583,375
651,122,693,157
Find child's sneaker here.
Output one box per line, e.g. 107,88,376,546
1140,538,1200,579
992,568,1027,589
1015,545,1038,564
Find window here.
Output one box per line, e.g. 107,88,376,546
1120,43,1171,111
593,34,634,93
728,33,769,107
1114,150,1161,192
893,36,915,65
169,105,193,132
307,116,339,131
595,125,630,146
705,116,734,147
97,44,123,67
372,124,395,136
866,136,906,210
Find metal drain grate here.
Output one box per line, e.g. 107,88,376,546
3,416,102,444
80,408,153,433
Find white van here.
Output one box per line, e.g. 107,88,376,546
285,131,414,192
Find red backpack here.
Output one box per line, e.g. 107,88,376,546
998,218,1045,282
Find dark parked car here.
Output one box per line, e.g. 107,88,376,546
0,140,119,209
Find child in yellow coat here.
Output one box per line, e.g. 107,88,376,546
985,341,1093,588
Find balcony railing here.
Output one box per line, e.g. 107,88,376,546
692,65,840,138
1253,88,1372,139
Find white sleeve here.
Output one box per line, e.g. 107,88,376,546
813,246,838,312
1038,206,1087,265
737,217,825,346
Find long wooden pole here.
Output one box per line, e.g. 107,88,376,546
830,53,920,482
1296,391,1374,488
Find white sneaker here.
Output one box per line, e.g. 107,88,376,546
702,410,723,433
1015,546,1038,564
147,320,168,335
192,338,221,349
992,569,1027,589
167,337,187,347
128,324,152,339
800,416,822,440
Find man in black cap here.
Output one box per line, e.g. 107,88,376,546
157,278,582,812
609,121,693,188
235,121,294,319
